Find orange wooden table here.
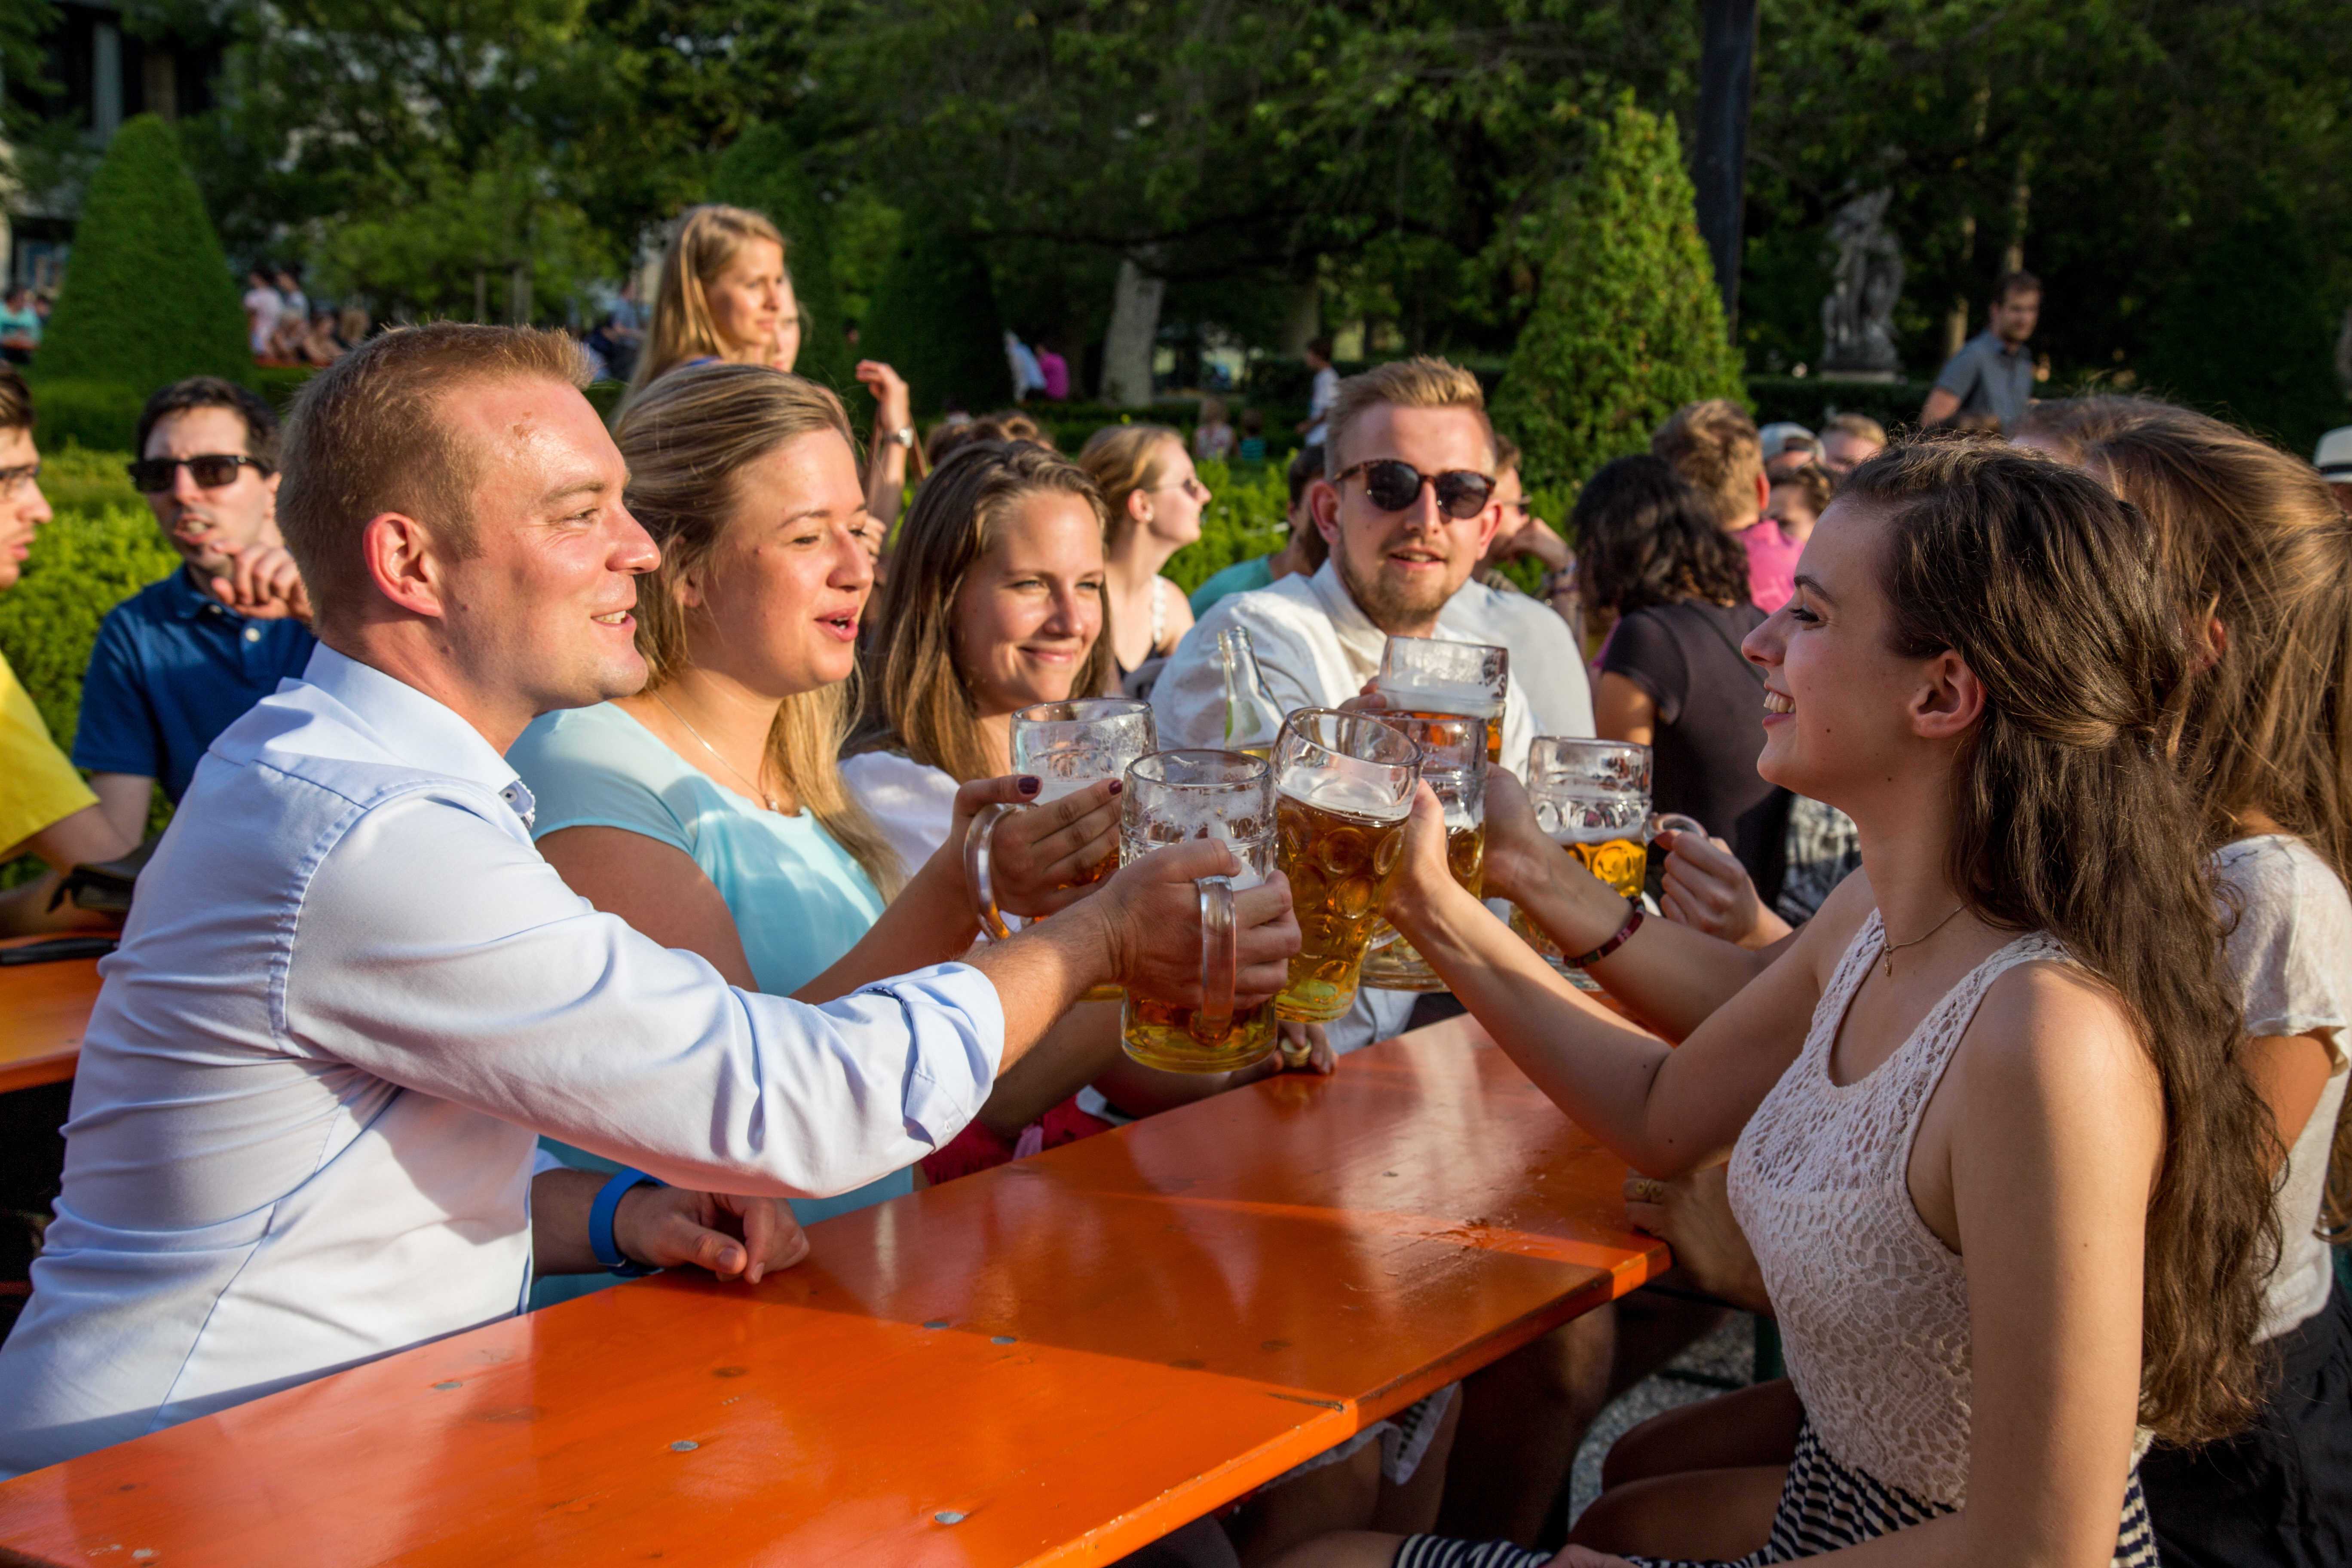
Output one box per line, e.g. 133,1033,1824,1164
0,1015,1665,1566
0,937,103,1093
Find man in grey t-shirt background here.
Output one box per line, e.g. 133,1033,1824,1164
1923,270,2041,431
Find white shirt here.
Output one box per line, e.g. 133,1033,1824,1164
2212,835,2352,1341
1305,366,1341,445
840,749,962,870
1151,559,1592,784
0,648,1003,1476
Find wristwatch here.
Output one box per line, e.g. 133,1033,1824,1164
887,425,916,449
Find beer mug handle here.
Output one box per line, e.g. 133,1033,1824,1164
1195,874,1236,1039
1648,812,1706,843
964,802,1021,942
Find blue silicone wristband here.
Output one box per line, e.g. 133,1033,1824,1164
589,1168,664,1277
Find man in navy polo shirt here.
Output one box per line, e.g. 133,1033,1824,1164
76,378,318,838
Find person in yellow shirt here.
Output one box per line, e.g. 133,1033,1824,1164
0,366,134,934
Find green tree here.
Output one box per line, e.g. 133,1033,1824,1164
710,123,851,393
2142,196,2348,453
35,115,251,390
1491,98,1743,490
858,217,1008,416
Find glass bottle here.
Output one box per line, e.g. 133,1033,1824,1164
1219,627,1285,759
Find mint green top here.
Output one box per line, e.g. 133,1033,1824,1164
1188,553,1276,619
506,702,907,1297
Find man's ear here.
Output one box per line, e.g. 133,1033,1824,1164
359,511,450,621
1753,469,1772,519
1309,477,1342,544
1912,649,1986,741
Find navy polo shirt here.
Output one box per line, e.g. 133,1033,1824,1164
72,568,318,801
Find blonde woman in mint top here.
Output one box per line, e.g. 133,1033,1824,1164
1272,443,2279,1568
510,364,1123,1259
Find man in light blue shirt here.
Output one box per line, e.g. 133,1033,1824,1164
0,324,1298,1477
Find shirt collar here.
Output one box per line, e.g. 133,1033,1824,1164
297,644,533,824
163,564,241,622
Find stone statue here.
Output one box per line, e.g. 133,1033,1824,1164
1820,190,1905,380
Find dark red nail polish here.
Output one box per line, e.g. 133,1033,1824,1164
1019,775,1041,794
1108,779,1123,794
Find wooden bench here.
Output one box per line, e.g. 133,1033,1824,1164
0,1014,1665,1566
0,937,103,1094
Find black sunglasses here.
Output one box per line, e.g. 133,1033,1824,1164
1334,459,1496,520
127,454,272,493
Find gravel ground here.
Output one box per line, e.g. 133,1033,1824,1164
1564,1315,1761,1528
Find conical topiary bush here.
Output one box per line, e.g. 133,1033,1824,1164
1492,96,1746,491
710,124,851,395
859,215,1008,417
37,115,254,393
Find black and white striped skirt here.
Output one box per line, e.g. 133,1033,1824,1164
1393,1420,2159,1566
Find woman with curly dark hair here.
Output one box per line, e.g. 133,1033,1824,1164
1578,454,1780,886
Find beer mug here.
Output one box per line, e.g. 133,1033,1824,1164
1375,635,1509,763
1360,712,1487,992
967,698,1155,1003
1510,737,1652,974
1272,708,1422,1022
1118,749,1280,1073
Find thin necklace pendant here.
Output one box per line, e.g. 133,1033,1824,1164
654,692,778,813
1880,903,1966,978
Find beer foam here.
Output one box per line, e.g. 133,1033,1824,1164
1278,765,1411,822
1376,679,1504,718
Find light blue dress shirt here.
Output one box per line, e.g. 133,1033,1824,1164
508,703,910,1243
0,646,1003,1477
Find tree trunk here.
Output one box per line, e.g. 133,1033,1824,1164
1100,257,1166,409
1278,279,1321,356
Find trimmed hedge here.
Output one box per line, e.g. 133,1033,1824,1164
1492,97,1746,491
711,125,853,397
860,217,1009,417
1162,456,1294,594
36,116,252,392
0,501,178,752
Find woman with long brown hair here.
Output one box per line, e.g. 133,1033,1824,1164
626,204,918,533
508,365,1118,1234
1274,441,2280,1567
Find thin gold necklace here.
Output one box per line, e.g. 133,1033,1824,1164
653,692,778,812
1881,904,1965,978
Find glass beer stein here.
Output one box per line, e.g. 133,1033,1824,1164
968,697,1155,1002
1272,708,1422,1021
1118,749,1280,1073
1374,635,1509,764
1360,712,1486,992
1510,737,1652,974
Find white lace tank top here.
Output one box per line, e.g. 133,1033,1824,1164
1726,911,2069,1506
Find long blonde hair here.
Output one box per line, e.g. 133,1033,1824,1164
625,205,788,409
1077,423,1182,545
614,361,903,897
849,441,1114,782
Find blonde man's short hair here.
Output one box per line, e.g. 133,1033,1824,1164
279,322,590,628
1323,356,1494,477
1823,412,1888,446
1651,398,1763,524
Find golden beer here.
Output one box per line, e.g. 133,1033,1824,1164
1121,992,1279,1072
1360,817,1486,991
1275,785,1410,1020
1118,748,1280,1072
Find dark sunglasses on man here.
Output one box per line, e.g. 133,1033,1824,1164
1333,459,1496,520
126,454,273,493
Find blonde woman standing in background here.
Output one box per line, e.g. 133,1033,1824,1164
1080,423,1204,692
628,203,918,535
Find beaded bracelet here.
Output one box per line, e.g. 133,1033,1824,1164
1571,897,1645,968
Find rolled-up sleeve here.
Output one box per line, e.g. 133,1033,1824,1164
282,789,1004,1198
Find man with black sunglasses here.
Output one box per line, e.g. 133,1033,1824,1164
73,378,318,837
1153,356,1594,1039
